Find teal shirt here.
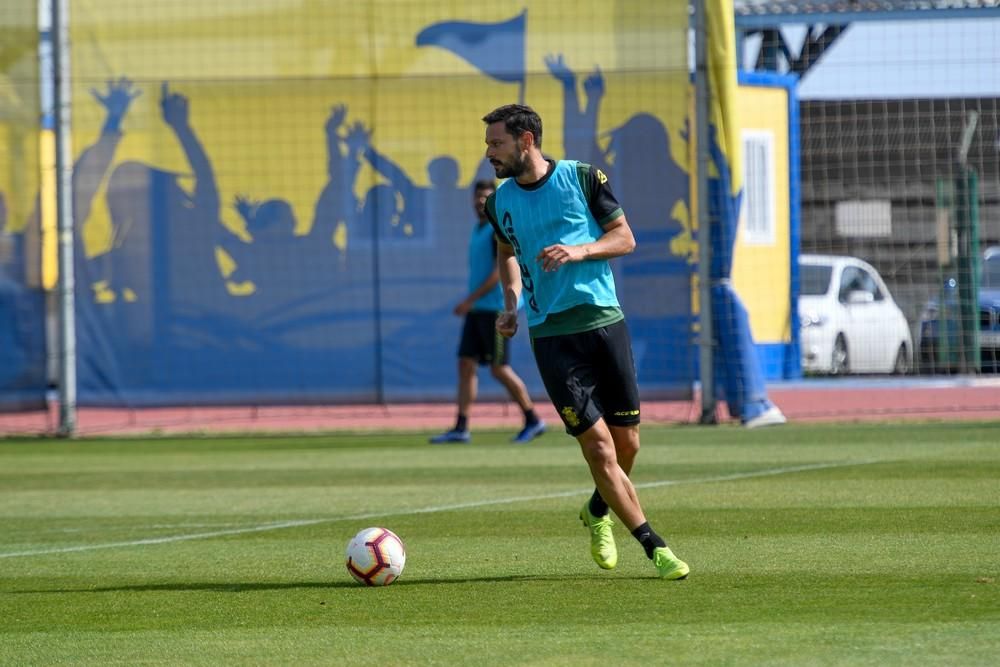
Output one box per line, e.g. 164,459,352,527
488,160,621,330
468,220,504,312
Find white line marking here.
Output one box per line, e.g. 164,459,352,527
0,460,875,559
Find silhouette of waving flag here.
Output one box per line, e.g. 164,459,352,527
416,10,526,101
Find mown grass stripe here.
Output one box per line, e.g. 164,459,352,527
0,459,875,559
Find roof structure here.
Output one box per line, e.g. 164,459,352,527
733,0,1000,73
735,0,1000,27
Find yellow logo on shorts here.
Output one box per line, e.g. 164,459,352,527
560,407,580,428
613,410,640,417
595,169,608,184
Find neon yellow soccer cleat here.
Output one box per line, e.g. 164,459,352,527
653,546,690,580
579,503,618,570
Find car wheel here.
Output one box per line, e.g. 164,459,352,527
892,343,910,375
830,335,849,375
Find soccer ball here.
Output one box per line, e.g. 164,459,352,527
345,527,406,586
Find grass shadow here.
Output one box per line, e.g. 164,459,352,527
12,573,652,594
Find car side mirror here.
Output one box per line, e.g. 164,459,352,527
847,290,874,305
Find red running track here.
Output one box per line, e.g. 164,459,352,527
2,379,999,437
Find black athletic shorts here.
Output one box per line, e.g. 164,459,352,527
458,310,511,366
531,319,641,436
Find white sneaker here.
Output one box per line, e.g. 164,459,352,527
744,405,787,429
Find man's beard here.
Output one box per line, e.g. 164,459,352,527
492,154,525,179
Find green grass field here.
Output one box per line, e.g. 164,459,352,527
2,422,998,666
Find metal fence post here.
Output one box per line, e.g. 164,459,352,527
694,0,716,423
51,0,76,436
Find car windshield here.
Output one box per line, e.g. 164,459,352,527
800,263,832,296
982,254,1000,290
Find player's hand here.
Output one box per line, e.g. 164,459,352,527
453,299,473,316
536,244,584,271
496,310,518,338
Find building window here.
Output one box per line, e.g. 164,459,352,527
834,200,892,238
741,130,775,245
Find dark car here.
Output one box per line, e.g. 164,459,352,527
918,246,1000,372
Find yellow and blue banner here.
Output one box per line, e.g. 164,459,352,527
60,0,696,405
0,2,46,410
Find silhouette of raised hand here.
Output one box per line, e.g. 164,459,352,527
160,82,189,129
544,53,575,87
91,77,141,132
344,122,370,154
583,66,604,100
326,104,348,137
233,195,260,225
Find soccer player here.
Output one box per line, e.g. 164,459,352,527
481,104,689,579
429,179,546,445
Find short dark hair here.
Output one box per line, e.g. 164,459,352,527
473,179,496,192
482,104,542,148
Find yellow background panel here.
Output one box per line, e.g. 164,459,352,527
69,1,691,257
732,84,791,344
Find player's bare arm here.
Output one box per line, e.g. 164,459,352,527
536,214,636,272
454,268,501,316
495,240,522,338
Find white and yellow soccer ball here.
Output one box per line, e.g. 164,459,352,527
345,527,406,586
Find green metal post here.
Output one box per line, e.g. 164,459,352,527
955,168,980,373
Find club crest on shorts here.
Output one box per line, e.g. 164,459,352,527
560,406,581,428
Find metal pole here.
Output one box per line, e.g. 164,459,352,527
955,111,980,374
52,0,76,436
694,0,716,423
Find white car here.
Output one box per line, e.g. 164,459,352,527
799,254,912,375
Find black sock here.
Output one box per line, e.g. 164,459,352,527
631,522,667,559
522,408,539,425
588,489,609,518
455,414,468,432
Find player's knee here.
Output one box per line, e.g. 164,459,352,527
610,425,640,457
579,438,617,469
619,435,640,459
